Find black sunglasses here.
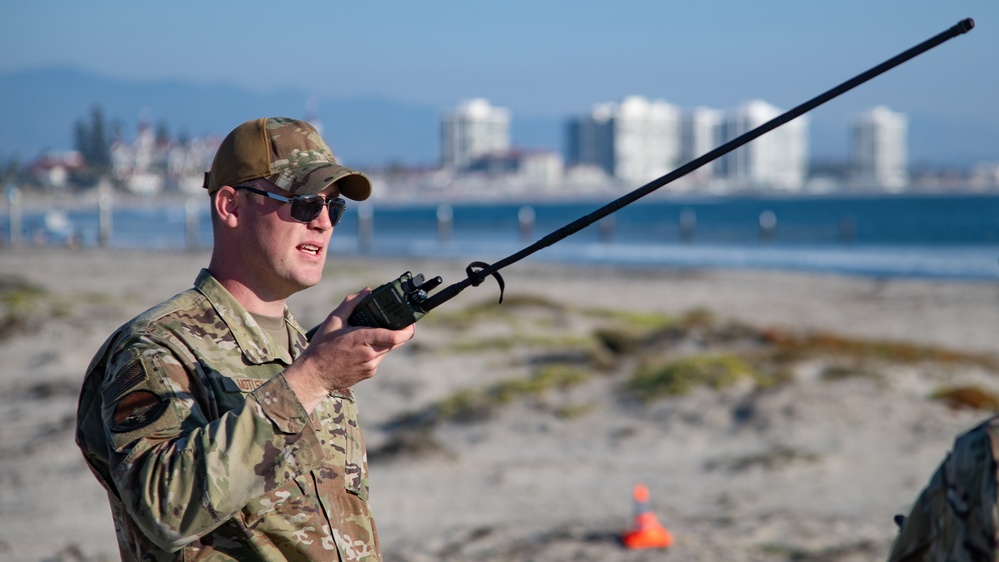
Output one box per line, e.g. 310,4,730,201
233,185,346,226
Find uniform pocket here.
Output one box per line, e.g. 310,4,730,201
314,390,369,501
240,477,309,530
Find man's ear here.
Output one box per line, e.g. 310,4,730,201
213,186,241,228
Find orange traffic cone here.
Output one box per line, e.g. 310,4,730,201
622,483,673,550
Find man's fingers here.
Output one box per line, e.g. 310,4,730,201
316,289,372,333
356,325,414,361
336,289,372,317
365,324,415,351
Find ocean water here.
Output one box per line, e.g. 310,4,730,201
6,193,999,280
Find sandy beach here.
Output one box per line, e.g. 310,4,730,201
1,247,998,561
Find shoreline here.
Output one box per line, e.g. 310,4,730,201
5,192,999,284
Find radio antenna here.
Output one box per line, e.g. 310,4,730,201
415,18,975,312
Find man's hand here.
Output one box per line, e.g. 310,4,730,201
284,289,415,412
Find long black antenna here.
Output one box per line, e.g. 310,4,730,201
421,18,975,312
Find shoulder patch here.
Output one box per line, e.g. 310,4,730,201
102,361,147,405
110,390,169,433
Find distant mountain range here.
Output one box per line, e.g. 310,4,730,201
1,65,995,169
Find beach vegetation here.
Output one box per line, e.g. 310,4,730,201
706,444,822,472
931,385,999,411
760,539,881,560
494,364,592,402
366,429,453,463
592,325,650,355
427,293,569,330
591,308,715,352
397,296,999,439
749,361,797,389
762,328,999,370
450,332,593,354
554,402,596,419
623,354,760,402
450,332,619,371
388,362,595,430
52,301,74,318
0,274,47,340
584,308,677,330
677,306,717,327
0,274,45,309
820,363,884,382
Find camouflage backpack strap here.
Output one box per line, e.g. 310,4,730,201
984,416,999,477
887,415,999,561
945,417,999,549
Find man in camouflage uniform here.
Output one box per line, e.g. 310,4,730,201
887,415,999,561
76,117,415,561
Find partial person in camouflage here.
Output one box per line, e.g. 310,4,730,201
887,415,999,561
76,117,415,561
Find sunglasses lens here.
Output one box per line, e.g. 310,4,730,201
328,199,346,226
288,196,346,225
290,197,325,222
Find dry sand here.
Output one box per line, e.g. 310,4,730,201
1,247,998,561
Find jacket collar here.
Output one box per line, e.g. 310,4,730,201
194,269,306,365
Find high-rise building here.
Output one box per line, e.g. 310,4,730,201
565,96,681,186
718,100,808,190
678,107,723,186
565,111,613,179
850,105,908,191
441,98,510,170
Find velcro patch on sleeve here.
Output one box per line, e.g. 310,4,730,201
110,389,170,433
101,360,147,406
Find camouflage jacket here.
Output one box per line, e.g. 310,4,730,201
887,415,999,561
76,269,380,561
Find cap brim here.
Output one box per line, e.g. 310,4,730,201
273,164,372,201
333,169,372,201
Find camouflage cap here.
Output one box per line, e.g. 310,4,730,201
204,117,371,201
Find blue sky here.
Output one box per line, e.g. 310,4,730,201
3,0,997,167
3,1,995,120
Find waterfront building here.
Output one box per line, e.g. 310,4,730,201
718,100,808,191
850,105,908,191
109,119,218,194
565,96,681,187
110,121,165,194
441,98,511,171
28,151,84,189
565,114,613,180
677,106,723,188
971,162,999,190
167,136,220,193
465,149,564,189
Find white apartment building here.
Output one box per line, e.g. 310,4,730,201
567,96,680,187
850,105,908,191
566,96,681,186
678,106,723,187
718,100,808,191
441,98,510,170
613,96,681,186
